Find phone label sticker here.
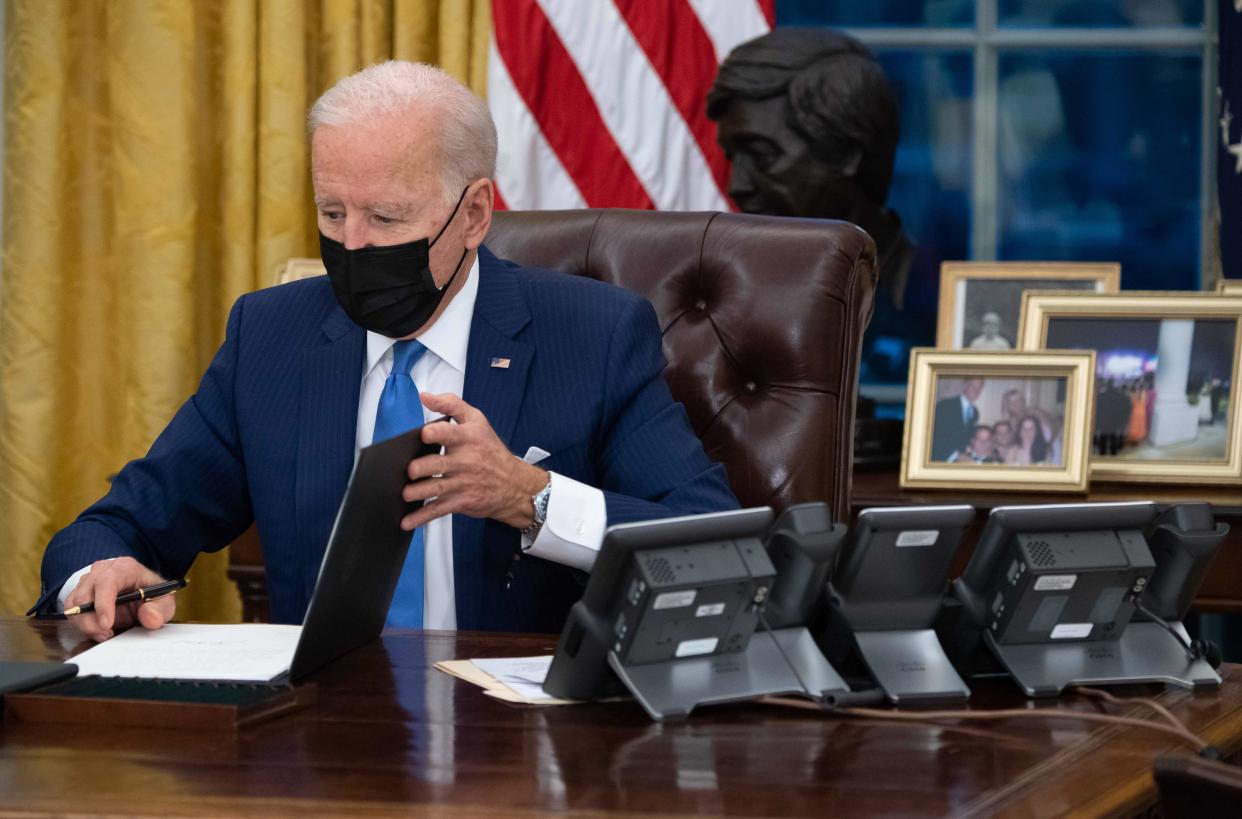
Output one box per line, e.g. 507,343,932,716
695,603,726,617
896,530,939,547
1051,623,1093,639
675,637,719,657
1035,575,1077,591
653,590,696,610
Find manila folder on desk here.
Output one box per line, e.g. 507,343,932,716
67,623,302,682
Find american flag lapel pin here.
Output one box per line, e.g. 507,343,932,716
490,357,511,369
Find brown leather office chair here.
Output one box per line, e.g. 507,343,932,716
485,208,876,516
229,209,876,621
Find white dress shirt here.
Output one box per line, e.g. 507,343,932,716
60,255,608,625
960,394,975,425
968,334,1011,350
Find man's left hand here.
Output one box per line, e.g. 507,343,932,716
400,392,548,531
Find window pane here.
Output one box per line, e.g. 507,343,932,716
996,51,1202,291
862,51,974,389
777,0,974,28
999,0,1203,27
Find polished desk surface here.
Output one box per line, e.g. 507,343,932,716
3,618,1242,817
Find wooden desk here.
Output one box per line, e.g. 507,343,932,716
852,469,1242,612
3,618,1242,817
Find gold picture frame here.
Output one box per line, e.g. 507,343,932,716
1019,291,1242,484
901,349,1095,492
936,261,1120,350
1218,280,1242,295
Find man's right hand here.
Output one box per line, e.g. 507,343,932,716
63,557,176,642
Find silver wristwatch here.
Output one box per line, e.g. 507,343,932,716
520,476,552,546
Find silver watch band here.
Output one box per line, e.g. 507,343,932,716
520,476,552,545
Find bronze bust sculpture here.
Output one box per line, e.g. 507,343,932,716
707,27,913,310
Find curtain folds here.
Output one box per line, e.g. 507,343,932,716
0,0,489,619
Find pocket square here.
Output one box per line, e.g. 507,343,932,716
522,446,551,465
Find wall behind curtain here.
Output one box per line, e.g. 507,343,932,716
0,0,490,619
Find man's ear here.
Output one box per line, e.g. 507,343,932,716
462,178,495,250
839,148,863,179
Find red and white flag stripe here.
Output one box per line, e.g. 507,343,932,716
489,0,774,212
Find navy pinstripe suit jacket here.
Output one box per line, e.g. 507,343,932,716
33,247,739,632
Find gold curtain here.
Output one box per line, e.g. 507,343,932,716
0,0,490,619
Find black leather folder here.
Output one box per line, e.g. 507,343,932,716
0,661,78,700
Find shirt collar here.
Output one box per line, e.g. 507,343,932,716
364,254,480,377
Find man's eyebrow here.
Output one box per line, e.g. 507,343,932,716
311,198,419,218
366,201,416,217
736,133,780,148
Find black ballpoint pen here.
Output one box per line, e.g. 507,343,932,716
63,578,188,616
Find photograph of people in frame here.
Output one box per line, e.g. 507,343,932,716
936,262,1120,350
1044,316,1236,462
903,349,1094,492
959,278,1099,350
930,375,1067,467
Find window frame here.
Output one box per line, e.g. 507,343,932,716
841,0,1219,288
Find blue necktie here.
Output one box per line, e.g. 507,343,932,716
375,340,429,629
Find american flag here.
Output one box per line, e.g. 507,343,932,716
488,0,774,211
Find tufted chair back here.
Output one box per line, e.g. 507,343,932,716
485,209,876,520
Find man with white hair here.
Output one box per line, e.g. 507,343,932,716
33,61,739,638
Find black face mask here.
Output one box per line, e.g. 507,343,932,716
320,187,470,338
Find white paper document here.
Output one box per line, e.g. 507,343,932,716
470,656,556,702
67,623,303,682
434,654,580,705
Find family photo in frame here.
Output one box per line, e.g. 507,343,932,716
1020,292,1242,484
902,350,1095,492
936,261,1120,350
930,377,1065,466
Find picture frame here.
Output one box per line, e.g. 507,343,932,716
936,261,1120,350
901,349,1096,493
1218,280,1242,295
1019,291,1242,484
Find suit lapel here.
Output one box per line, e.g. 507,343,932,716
296,305,365,600
454,248,533,629
463,252,533,448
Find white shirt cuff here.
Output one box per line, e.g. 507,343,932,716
522,472,606,572
57,562,111,612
